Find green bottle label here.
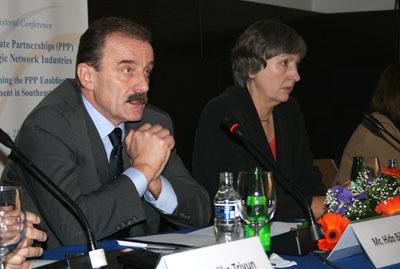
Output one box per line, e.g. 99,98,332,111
246,196,267,222
247,196,267,205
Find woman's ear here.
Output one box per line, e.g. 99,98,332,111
248,71,256,79
77,63,95,91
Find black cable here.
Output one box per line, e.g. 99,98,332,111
313,251,345,269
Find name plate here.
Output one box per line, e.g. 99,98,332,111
328,214,400,268
156,236,272,269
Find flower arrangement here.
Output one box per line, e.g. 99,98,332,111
317,166,400,251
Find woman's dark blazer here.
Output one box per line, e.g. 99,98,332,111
192,85,326,221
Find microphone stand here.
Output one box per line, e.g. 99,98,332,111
363,111,400,146
0,129,108,268
223,117,323,255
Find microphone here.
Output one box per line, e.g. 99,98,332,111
222,116,323,255
0,129,15,149
0,128,107,268
362,111,400,146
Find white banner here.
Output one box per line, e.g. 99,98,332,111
0,0,88,171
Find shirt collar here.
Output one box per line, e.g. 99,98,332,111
81,93,125,140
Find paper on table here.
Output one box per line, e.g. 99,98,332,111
128,226,217,248
271,221,304,236
269,253,297,268
128,221,303,248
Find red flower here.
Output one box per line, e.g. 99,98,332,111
318,213,350,251
380,167,400,179
375,195,400,216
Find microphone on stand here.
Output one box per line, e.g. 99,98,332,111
362,111,400,146
222,116,323,255
0,128,108,268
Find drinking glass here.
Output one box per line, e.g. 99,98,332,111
363,156,381,179
236,171,276,236
0,186,26,269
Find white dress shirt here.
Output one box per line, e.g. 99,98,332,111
82,94,177,214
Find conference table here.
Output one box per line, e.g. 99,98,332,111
38,241,400,268
36,226,400,269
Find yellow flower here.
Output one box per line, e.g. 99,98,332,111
318,213,350,251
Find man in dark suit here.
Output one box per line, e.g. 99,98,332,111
1,17,211,249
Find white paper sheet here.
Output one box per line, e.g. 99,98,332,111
128,221,303,248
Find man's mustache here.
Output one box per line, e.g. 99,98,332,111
126,92,148,104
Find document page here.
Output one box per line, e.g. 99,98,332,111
124,221,303,248
126,226,217,248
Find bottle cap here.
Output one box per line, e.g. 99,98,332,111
252,167,263,174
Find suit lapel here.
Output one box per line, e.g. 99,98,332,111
272,104,286,169
77,91,110,184
272,100,295,181
122,127,130,170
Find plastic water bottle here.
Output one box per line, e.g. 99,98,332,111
388,159,397,169
214,172,241,242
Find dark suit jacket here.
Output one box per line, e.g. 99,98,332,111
192,85,326,221
1,79,210,249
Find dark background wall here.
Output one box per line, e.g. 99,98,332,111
88,0,400,171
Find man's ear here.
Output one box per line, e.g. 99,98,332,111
77,63,95,91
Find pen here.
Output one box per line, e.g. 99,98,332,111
117,240,178,251
64,252,87,259
121,238,192,248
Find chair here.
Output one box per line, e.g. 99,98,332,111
313,158,338,188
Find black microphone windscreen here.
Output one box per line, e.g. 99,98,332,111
222,116,233,130
222,116,245,139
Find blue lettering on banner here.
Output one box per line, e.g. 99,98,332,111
41,55,73,64
9,54,39,63
0,40,10,48
0,53,8,64
11,40,55,52
0,18,52,29
21,89,52,96
0,76,13,85
0,90,13,96
56,42,74,52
